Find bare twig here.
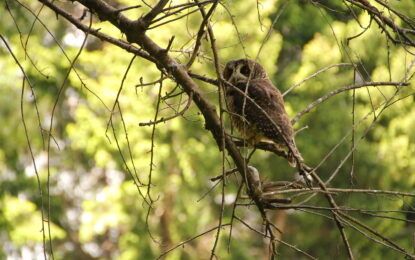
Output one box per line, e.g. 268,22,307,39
1,34,48,260
292,81,408,124
157,223,231,259
139,91,193,126
283,63,354,96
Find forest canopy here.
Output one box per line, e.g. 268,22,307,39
1,0,415,259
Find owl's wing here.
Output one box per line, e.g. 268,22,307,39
234,79,294,144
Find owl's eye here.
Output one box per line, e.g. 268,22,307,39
240,65,250,76
224,67,232,80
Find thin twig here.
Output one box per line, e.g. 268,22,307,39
157,223,231,259
292,81,408,124
139,91,193,126
283,63,354,96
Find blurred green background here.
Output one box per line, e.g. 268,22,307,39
1,0,415,259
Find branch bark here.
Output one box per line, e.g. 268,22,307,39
39,0,266,216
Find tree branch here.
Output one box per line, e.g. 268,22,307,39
292,81,409,124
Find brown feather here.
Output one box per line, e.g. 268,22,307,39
224,59,303,167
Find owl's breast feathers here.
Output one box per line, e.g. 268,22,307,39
225,79,301,166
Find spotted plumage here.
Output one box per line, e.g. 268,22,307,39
223,58,303,167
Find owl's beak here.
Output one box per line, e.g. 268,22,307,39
227,74,235,85
227,72,240,86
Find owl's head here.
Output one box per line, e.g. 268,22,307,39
223,59,269,85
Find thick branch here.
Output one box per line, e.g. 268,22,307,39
143,0,170,25
38,0,155,63
346,0,415,46
57,0,255,200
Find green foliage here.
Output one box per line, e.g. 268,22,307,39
1,194,65,244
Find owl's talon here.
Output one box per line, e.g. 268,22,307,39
167,62,187,72
247,166,262,197
294,164,314,189
303,174,313,189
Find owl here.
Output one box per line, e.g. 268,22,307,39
223,58,303,167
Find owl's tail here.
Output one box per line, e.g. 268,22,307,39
286,142,303,168
287,151,297,167
270,142,314,186
285,150,314,187
270,142,302,167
